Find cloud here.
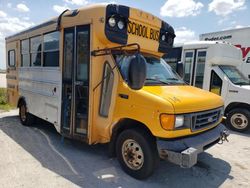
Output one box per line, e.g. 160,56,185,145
16,3,30,12
53,5,70,13
0,10,7,18
223,24,250,31
208,0,246,16
0,13,34,69
160,0,204,17
63,0,89,6
174,27,198,43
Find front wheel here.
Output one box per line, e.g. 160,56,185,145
116,129,159,179
19,101,35,126
226,108,250,132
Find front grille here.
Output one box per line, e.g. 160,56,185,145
191,108,222,131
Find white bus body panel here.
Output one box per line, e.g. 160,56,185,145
200,27,250,78
180,41,242,66
19,67,62,132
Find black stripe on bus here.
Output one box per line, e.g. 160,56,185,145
158,21,175,53
105,4,129,45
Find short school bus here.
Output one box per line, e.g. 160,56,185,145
5,4,229,179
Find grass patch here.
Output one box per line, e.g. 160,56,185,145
0,104,12,111
0,88,13,112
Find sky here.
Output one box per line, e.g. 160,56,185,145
0,0,249,69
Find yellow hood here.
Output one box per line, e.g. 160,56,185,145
143,85,224,114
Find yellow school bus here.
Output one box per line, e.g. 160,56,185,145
5,4,229,179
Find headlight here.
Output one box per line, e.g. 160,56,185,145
117,20,125,29
175,115,184,128
108,17,116,27
160,114,189,130
161,34,166,41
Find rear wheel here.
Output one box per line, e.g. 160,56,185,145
116,129,159,179
226,108,250,132
19,101,34,126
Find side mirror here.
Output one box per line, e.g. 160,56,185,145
177,61,184,79
248,75,250,80
128,54,146,90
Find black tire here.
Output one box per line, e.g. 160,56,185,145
19,101,35,126
226,108,250,132
116,129,159,180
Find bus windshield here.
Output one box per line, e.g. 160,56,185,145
115,54,185,86
219,65,250,85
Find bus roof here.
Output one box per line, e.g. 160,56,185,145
5,4,109,41
6,3,175,55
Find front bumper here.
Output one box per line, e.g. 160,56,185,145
157,124,229,168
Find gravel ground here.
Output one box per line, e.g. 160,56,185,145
0,110,250,188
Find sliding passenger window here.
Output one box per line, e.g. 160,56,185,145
43,31,59,67
8,50,15,67
210,70,222,95
21,39,30,67
99,62,114,117
30,36,42,66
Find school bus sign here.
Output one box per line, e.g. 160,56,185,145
127,20,160,41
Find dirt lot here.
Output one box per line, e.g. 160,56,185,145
0,110,250,188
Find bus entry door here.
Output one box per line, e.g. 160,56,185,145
61,25,90,139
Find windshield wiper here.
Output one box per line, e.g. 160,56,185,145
234,81,250,85
145,78,170,85
166,77,186,85
166,78,179,81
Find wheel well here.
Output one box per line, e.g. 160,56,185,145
108,118,155,157
17,97,26,108
225,102,250,115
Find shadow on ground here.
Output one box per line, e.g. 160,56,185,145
228,129,250,138
0,115,232,188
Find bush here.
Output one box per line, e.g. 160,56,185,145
0,88,7,105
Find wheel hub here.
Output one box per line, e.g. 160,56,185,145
231,113,248,129
122,139,144,170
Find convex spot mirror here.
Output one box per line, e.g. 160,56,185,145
177,61,184,79
128,54,147,90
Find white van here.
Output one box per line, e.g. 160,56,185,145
165,41,250,132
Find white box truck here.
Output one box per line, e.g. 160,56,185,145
164,41,250,132
200,27,250,79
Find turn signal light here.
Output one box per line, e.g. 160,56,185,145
160,114,175,130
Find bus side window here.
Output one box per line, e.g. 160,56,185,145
8,50,15,67
30,36,42,66
43,31,60,67
210,70,222,95
21,39,30,67
99,62,114,117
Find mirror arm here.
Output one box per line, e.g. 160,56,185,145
93,63,118,92
91,43,140,57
